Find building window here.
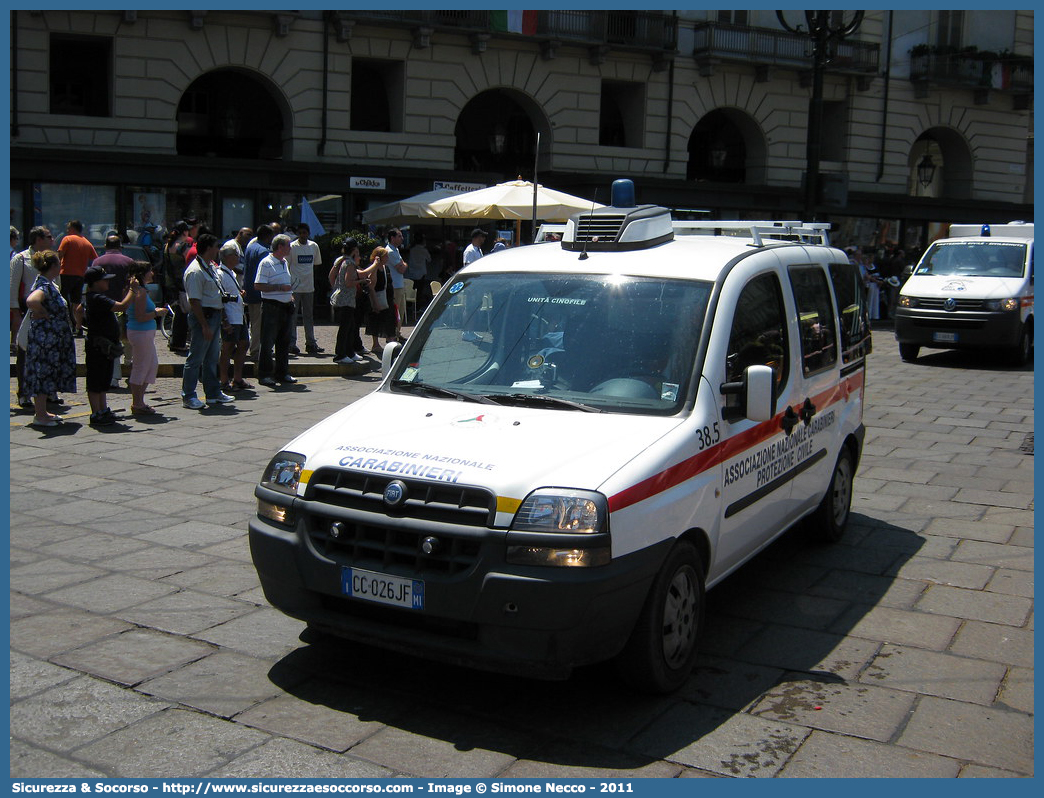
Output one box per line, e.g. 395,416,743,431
36,183,117,247
936,10,964,48
716,11,748,26
599,80,644,148
351,59,404,133
50,34,111,117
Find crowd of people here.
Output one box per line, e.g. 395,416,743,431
842,241,917,321
9,218,508,428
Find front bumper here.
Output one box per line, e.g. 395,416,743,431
894,307,1023,349
248,485,668,679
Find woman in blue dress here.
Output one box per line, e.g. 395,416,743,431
23,250,76,427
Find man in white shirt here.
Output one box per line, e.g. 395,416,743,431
254,234,297,387
181,233,235,409
288,223,324,355
461,228,486,342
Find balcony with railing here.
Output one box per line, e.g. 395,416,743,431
338,10,677,62
691,21,879,84
909,47,1033,105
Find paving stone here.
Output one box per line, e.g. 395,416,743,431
1007,526,1033,547
915,584,1032,626
949,621,1033,668
51,628,215,686
137,649,301,718
159,560,262,597
115,588,254,635
103,544,213,579
778,730,960,778
958,764,1025,778
234,677,410,753
42,573,179,614
74,708,269,778
859,644,1007,705
736,625,880,681
897,497,985,519
500,741,682,778
678,655,785,711
10,651,79,700
9,593,55,620
10,608,134,658
190,606,307,659
347,709,539,778
37,532,151,563
10,674,169,753
214,736,394,778
898,696,1033,774
953,487,1032,509
751,676,916,742
830,605,961,650
885,556,994,589
629,704,809,778
9,738,109,779
137,519,244,548
704,587,849,631
985,568,1034,599
996,667,1033,714
951,540,1033,572
806,570,926,610
10,557,108,595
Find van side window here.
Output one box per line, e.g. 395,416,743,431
828,261,871,364
788,266,838,375
725,273,789,404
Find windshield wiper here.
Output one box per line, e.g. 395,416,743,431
485,393,604,413
392,381,498,404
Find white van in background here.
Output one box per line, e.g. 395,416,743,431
249,180,871,693
894,222,1033,364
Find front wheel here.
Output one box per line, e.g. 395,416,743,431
898,343,919,362
808,447,855,543
616,540,704,694
1008,324,1031,366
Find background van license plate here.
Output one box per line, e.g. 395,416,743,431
343,567,424,610
933,332,958,343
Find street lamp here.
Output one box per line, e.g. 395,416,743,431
776,10,865,220
916,152,937,188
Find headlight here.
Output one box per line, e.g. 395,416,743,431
511,489,607,534
261,452,306,496
985,298,1019,312
898,295,915,308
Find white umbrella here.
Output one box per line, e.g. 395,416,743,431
426,180,604,222
360,188,460,225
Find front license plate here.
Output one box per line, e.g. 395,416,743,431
933,331,958,343
342,567,424,610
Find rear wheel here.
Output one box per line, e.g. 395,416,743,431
898,343,919,362
808,447,855,543
616,540,704,694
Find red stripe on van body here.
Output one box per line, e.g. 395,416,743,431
607,371,863,513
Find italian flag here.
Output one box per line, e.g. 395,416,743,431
491,10,538,35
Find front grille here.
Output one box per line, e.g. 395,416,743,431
911,317,986,330
914,297,986,311
573,214,626,242
304,468,495,576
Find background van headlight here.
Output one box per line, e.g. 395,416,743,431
898,295,916,308
984,298,1019,312
511,489,607,534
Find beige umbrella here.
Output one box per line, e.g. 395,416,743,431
360,188,460,226
426,180,604,223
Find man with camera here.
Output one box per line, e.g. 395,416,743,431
181,232,235,410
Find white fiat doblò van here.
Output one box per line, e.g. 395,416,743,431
250,181,871,693
894,222,1033,364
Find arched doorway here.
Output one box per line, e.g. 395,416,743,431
176,69,287,159
454,89,550,179
908,127,973,200
686,108,766,184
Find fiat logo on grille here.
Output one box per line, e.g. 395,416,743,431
943,298,957,312
421,536,441,556
383,480,408,507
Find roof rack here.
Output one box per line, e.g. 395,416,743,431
672,220,832,247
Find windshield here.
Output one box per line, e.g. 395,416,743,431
914,241,1027,278
389,272,712,415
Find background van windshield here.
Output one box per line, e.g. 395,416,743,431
914,241,1027,278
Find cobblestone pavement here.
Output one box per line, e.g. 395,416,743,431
8,325,1033,778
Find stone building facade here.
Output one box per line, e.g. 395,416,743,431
9,9,1033,252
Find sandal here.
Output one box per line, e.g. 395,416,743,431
130,405,158,415
231,380,254,390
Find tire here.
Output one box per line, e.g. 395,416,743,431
160,305,175,340
1008,324,1031,366
616,540,704,694
898,343,919,362
809,447,855,544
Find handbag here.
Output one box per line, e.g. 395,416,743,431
91,336,124,359
369,285,390,311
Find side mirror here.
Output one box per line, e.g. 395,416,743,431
381,341,401,375
719,364,774,422
745,365,774,422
